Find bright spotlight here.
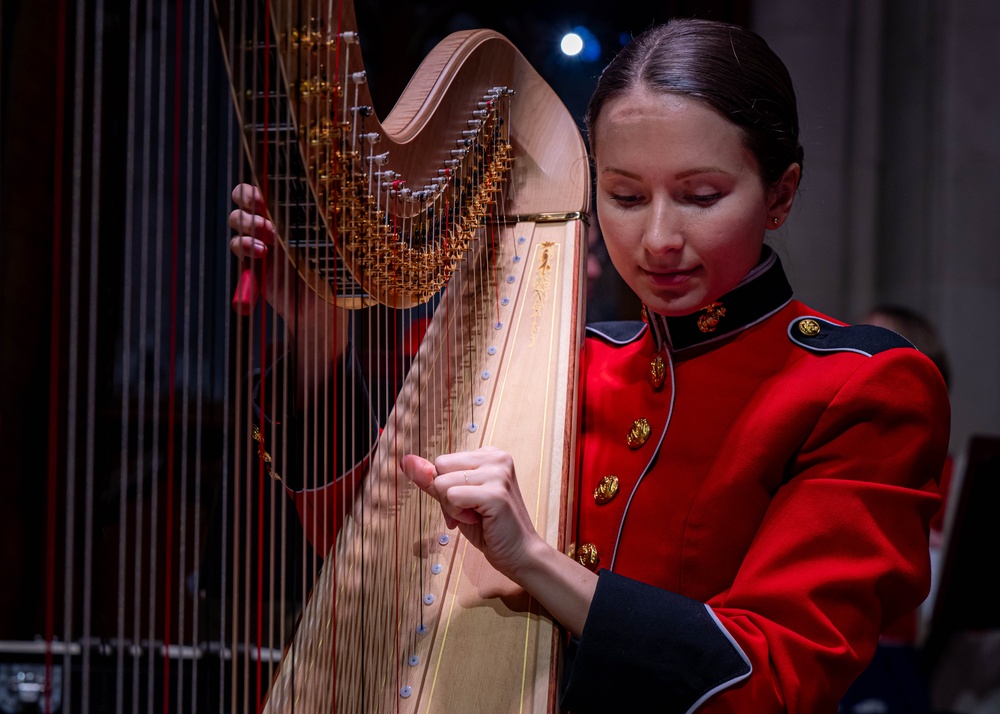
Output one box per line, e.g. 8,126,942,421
559,25,601,62
561,32,584,57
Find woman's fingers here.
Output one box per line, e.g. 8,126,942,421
400,454,437,492
400,447,545,578
231,182,266,213
228,233,268,260
228,209,274,244
433,446,513,477
434,474,483,526
229,183,275,261
400,455,482,527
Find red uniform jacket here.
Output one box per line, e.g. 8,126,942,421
560,249,950,713
252,349,377,556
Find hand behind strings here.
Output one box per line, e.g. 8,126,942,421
228,182,350,389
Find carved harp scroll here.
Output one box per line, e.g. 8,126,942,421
215,0,590,712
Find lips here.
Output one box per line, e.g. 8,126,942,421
643,265,700,287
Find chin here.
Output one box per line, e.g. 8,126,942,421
642,293,709,318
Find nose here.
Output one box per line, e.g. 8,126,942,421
642,197,684,255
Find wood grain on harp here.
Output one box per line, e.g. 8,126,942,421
220,0,589,711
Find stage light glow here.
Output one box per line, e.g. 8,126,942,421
559,25,601,62
560,32,584,56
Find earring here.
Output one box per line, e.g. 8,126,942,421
772,217,779,226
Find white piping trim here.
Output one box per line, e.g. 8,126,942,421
683,606,753,714
586,321,649,346
647,311,668,351
737,248,777,286
609,344,676,571
668,296,793,353
787,315,876,357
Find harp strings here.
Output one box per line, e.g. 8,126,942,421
229,0,352,707
16,0,583,707
226,2,523,709
37,0,227,710
23,0,467,710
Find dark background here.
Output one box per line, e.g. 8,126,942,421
354,1,749,130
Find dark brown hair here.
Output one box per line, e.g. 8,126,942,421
585,18,804,187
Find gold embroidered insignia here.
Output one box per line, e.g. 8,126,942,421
697,302,726,333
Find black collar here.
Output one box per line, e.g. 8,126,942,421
646,247,793,353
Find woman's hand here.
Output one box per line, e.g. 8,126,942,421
229,182,350,391
400,446,544,580
229,183,296,322
400,446,599,637
229,183,274,252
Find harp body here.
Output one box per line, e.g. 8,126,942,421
217,0,590,711
266,216,586,712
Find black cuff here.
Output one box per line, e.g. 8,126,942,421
560,570,750,713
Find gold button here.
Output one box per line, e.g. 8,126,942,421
798,318,821,337
576,543,600,570
594,475,619,505
649,354,666,389
627,417,651,449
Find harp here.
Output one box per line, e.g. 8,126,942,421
0,0,587,710
215,0,590,710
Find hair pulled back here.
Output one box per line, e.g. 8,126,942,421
585,18,804,186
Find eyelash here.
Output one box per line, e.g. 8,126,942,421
608,192,723,206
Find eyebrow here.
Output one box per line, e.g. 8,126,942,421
675,166,732,179
600,166,733,180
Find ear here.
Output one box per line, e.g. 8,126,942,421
766,163,801,230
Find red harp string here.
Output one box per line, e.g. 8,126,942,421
7,1,587,711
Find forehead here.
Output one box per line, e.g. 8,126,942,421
593,87,753,172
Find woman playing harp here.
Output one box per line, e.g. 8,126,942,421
395,18,949,714
230,15,948,714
